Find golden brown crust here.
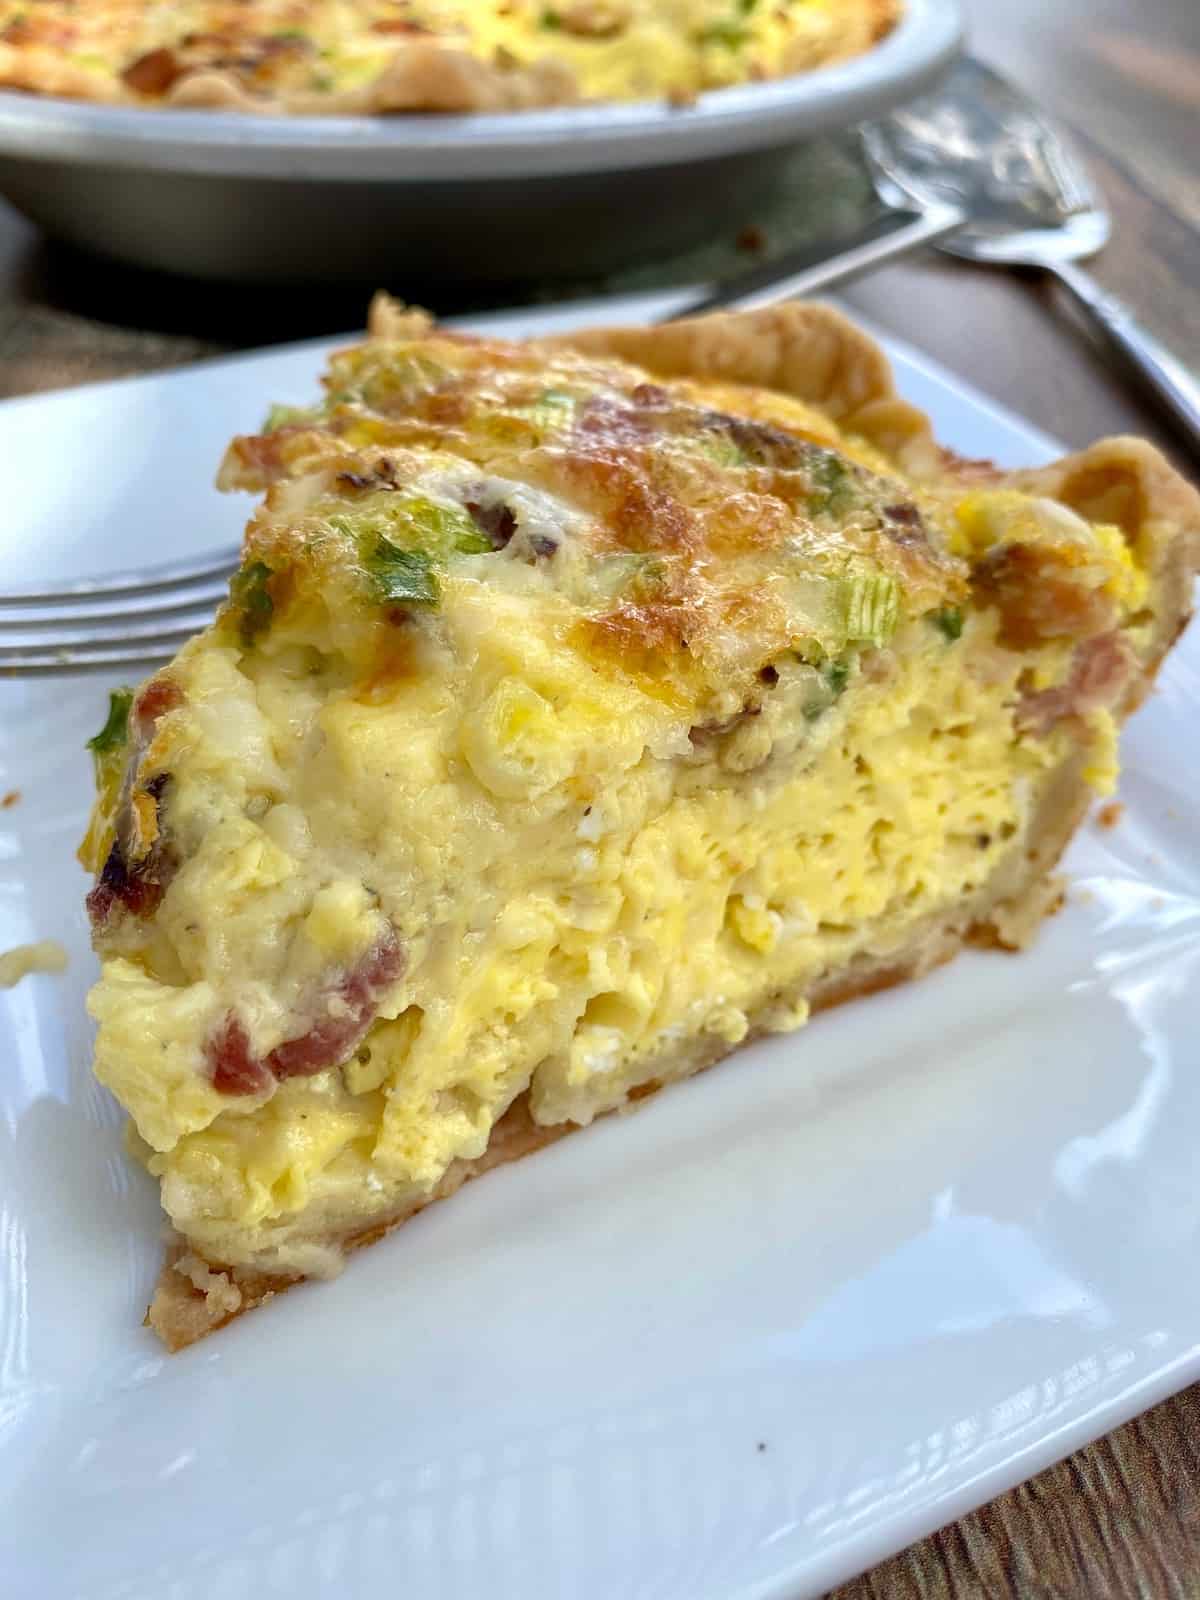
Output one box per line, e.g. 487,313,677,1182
366,294,435,344
357,43,578,113
550,303,938,460
161,47,582,115
1008,436,1200,684
0,49,123,102
164,71,273,114
549,304,949,487
553,306,1200,674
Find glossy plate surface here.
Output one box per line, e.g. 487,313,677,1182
2,293,1198,1599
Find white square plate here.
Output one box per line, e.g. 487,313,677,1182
2,294,1198,1600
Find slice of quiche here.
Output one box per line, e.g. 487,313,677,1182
80,298,1200,1349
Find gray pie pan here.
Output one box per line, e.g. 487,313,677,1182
0,0,961,282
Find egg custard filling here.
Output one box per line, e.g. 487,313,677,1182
0,0,900,113
80,300,1200,1347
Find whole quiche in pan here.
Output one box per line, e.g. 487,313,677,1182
0,0,901,112
78,299,1200,1346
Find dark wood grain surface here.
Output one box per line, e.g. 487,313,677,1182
841,0,1200,478
1,0,1198,1593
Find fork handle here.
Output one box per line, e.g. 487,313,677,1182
1048,259,1200,461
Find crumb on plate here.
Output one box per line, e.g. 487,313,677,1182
0,939,68,987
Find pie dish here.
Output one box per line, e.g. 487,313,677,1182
0,2,961,283
77,298,1200,1349
0,0,900,114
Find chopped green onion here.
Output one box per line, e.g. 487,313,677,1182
519,388,576,434
87,688,134,758
332,494,491,561
807,451,857,517
368,540,440,607
699,18,749,47
333,492,502,609
825,659,851,696
842,573,899,647
694,434,748,469
400,495,492,556
930,605,964,641
261,403,312,434
229,560,275,646
803,655,853,722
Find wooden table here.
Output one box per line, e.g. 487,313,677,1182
833,4,1200,1588
2,0,1198,1592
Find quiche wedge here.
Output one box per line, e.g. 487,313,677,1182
0,0,900,114
79,299,1200,1349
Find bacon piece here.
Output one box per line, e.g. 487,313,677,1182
86,834,166,925
226,431,291,485
87,683,182,934
1,16,75,45
134,676,183,734
973,543,1116,650
207,1015,275,1097
881,501,929,548
180,31,233,50
579,392,815,473
557,0,632,37
336,458,399,493
1017,632,1136,735
121,49,184,96
465,498,517,550
371,18,431,33
883,502,921,526
938,447,1004,486
268,929,405,1080
87,771,175,930
259,34,315,58
706,412,814,469
205,929,406,1096
575,393,655,448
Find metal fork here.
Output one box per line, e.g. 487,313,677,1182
0,546,240,674
864,57,1200,459
1,194,965,676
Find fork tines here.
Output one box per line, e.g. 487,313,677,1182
0,546,239,675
